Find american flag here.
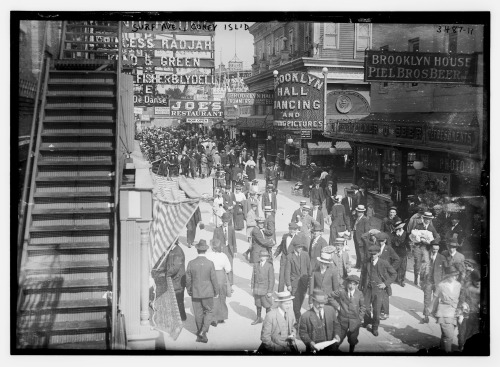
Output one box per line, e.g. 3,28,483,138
150,174,200,269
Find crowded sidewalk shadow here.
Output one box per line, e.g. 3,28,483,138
379,324,441,352
390,295,425,322
181,297,199,336
232,272,253,298
229,301,256,321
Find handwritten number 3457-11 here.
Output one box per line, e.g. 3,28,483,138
437,26,473,34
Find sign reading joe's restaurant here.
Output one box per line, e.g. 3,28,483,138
274,71,325,130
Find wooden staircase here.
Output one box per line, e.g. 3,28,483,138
17,21,120,350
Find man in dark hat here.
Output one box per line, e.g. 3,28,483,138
285,239,311,322
391,221,409,287
251,250,275,325
310,178,325,210
291,200,307,224
421,240,446,324
265,160,279,189
250,217,275,263
324,180,336,215
444,213,465,245
331,238,352,283
309,221,328,271
262,183,277,212
342,188,356,225
212,212,237,286
431,264,462,353
186,207,203,249
299,289,341,354
352,205,372,269
333,274,366,353
310,200,325,231
360,245,397,336
275,222,303,292
442,238,466,283
185,240,219,343
309,252,340,310
381,206,401,233
374,231,400,320
263,205,276,243
412,211,441,286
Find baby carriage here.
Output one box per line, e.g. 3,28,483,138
291,181,303,196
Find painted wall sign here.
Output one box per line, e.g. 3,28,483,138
122,54,214,68
273,71,325,130
122,37,214,51
134,73,216,85
164,100,224,118
300,129,312,139
365,51,478,84
226,92,274,106
154,107,170,115
122,21,217,34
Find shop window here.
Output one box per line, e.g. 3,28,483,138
323,23,339,49
267,41,272,57
356,23,371,51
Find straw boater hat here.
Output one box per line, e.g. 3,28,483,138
264,205,274,212
422,211,435,219
300,200,307,205
195,239,209,251
355,205,366,212
368,245,381,254
393,221,405,231
302,205,311,211
267,183,274,189
221,212,232,222
317,252,333,264
259,249,270,258
334,238,345,246
274,291,294,302
256,217,266,223
310,289,328,304
334,195,342,202
368,229,381,236
346,274,361,284
321,245,336,254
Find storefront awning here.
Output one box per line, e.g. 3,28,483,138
358,112,478,126
307,141,352,156
236,115,273,130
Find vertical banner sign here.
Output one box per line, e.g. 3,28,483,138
273,71,325,130
300,148,308,166
364,51,478,84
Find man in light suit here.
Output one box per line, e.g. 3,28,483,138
274,223,302,292
185,240,219,343
310,200,325,232
285,241,311,322
331,238,352,283
212,212,237,286
421,241,446,324
299,289,342,354
260,291,305,354
262,183,278,211
308,221,328,271
332,275,366,353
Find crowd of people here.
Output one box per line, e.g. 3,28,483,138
143,127,485,354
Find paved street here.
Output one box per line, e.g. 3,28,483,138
163,173,446,353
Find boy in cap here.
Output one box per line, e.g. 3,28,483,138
360,245,397,336
299,289,341,354
285,240,311,322
251,250,275,325
441,238,466,283
185,240,219,343
333,274,366,353
275,223,303,291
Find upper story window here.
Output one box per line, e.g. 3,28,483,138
356,23,372,51
323,23,339,49
267,41,272,56
275,37,280,54
448,32,458,53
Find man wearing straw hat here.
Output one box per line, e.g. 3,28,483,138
309,252,340,310
212,212,237,287
185,240,219,343
332,274,366,353
352,205,372,270
299,289,341,354
251,250,275,325
274,223,303,292
331,238,352,283
260,291,303,354
309,221,329,271
412,211,441,287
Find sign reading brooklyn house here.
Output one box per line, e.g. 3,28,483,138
226,92,274,106
164,100,224,118
273,71,324,130
365,51,478,84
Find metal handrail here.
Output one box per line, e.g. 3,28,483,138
111,20,122,349
17,22,48,276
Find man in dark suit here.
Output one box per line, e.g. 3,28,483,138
421,241,446,323
373,232,400,320
308,221,328,271
299,290,341,354
274,223,302,292
291,200,307,224
360,245,397,336
310,200,325,232
186,207,203,248
285,240,311,322
263,205,276,243
310,178,325,209
185,240,219,343
413,211,441,286
309,252,340,310
212,212,237,286
154,240,187,321
354,185,368,208
323,181,336,215
331,238,352,282
444,213,465,245
250,218,275,263
251,250,275,325
262,184,278,212
352,205,372,269
333,274,366,353
342,188,356,227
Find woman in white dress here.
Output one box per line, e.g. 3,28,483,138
212,188,225,228
207,239,232,324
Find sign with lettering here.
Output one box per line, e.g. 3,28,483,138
154,107,170,115
122,54,214,68
186,118,210,123
426,126,477,152
364,51,478,84
426,155,482,177
133,84,168,106
122,21,217,34
122,37,214,51
300,148,308,166
163,100,224,118
226,92,274,106
273,71,325,130
301,130,312,139
134,73,216,85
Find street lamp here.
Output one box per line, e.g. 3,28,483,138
252,133,257,138
287,137,294,145
413,160,424,170
267,135,272,140
273,70,279,78
242,131,246,136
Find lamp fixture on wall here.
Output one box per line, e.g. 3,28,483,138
287,137,294,145
329,140,337,154
241,131,246,136
267,135,272,140
413,160,424,170
252,133,257,138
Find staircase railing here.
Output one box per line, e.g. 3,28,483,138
111,20,122,349
17,23,50,278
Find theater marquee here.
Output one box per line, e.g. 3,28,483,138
364,51,478,84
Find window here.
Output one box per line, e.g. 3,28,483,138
267,41,272,56
408,38,419,87
289,29,294,53
275,38,280,54
323,23,339,49
356,23,371,51
449,33,458,53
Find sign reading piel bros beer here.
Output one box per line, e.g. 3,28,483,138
274,71,325,130
365,51,478,84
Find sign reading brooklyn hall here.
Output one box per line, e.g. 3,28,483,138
364,50,478,84
273,71,324,130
